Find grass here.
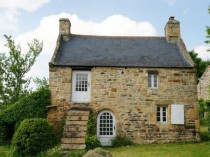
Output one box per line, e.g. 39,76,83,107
200,125,209,141
107,142,210,157
107,126,210,157
0,126,209,157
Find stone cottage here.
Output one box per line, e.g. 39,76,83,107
198,65,210,100
47,16,200,150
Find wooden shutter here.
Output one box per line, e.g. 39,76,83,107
171,104,184,124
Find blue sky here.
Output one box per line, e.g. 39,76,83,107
0,0,209,88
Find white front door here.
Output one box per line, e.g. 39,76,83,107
72,71,91,102
97,110,116,146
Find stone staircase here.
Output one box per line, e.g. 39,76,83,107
61,108,90,152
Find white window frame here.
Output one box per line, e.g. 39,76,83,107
157,106,167,124
148,74,158,89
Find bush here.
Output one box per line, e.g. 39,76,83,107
0,122,6,144
85,136,101,150
87,111,96,136
85,111,101,150
112,136,134,147
0,88,50,144
12,118,58,156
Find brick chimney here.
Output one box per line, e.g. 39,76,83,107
165,16,180,43
59,18,71,36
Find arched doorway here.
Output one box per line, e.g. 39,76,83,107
97,110,116,146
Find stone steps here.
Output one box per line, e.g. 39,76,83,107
61,109,90,151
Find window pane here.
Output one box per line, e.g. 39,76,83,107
163,117,166,122
163,107,166,111
154,74,157,87
163,112,166,116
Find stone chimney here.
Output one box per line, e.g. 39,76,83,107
165,16,180,43
59,18,71,36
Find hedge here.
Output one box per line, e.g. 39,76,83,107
0,88,51,144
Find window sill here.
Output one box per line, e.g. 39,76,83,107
147,88,158,95
72,101,90,103
157,122,167,125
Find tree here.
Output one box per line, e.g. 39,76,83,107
0,35,43,107
205,6,210,45
33,77,49,89
189,50,208,78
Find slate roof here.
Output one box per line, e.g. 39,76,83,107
51,35,192,68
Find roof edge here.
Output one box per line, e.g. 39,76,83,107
177,38,195,67
50,34,62,65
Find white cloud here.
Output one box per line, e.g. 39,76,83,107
0,10,19,35
0,12,157,89
0,0,50,12
194,45,210,61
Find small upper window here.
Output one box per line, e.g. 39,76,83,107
148,74,158,88
157,106,167,124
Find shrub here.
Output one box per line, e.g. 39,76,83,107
85,136,101,150
87,111,96,136
85,111,101,150
12,118,58,156
0,122,6,145
198,99,208,125
0,88,50,144
112,136,134,147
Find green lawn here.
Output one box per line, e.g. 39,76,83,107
0,126,210,157
107,126,210,157
107,142,210,157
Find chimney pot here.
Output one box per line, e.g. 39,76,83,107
169,16,175,20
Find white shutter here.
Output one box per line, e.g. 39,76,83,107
171,104,184,124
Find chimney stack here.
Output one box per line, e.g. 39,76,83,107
59,18,71,36
165,16,180,43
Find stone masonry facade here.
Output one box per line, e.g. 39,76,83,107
48,66,199,143
198,65,210,100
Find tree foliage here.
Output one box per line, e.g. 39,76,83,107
0,35,43,107
189,50,209,78
205,6,210,45
33,77,49,90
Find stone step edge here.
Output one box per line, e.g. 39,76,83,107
61,144,86,150
61,138,85,144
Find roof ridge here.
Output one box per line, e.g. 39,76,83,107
70,34,165,38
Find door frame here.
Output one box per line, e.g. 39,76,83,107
97,110,116,146
71,70,91,103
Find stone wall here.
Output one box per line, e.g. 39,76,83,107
48,66,199,143
47,66,72,133
198,66,210,100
